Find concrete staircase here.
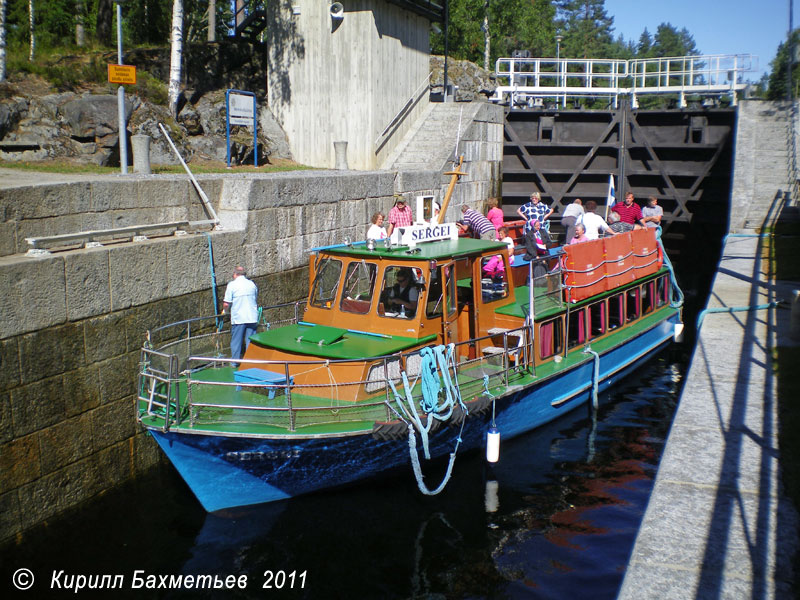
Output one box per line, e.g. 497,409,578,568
383,102,485,172
731,101,797,230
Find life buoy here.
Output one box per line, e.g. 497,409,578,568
656,244,664,270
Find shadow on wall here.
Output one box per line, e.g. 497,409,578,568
267,0,307,104
371,3,431,52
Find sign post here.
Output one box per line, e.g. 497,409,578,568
225,89,258,168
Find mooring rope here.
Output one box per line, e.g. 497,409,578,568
388,344,468,495
655,226,684,309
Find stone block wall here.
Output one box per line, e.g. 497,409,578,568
0,164,501,544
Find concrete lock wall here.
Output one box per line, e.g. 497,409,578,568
0,150,501,542
267,0,431,170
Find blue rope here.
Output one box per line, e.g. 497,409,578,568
696,302,781,331
482,374,495,399
693,232,781,331
387,344,467,495
655,226,684,309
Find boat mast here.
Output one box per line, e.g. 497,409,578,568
435,155,466,224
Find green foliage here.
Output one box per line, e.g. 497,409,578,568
430,0,555,67
132,70,169,105
555,0,615,59
767,29,800,100
651,23,698,57
126,0,171,45
6,0,75,49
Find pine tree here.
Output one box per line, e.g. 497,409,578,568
554,0,615,59
767,29,800,100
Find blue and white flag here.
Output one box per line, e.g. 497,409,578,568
605,174,615,220
607,174,615,207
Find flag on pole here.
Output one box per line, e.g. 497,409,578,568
605,174,615,220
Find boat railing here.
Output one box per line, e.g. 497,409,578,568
138,321,534,432
138,346,181,431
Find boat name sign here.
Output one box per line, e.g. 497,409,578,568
392,223,459,246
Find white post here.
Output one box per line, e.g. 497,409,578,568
115,1,128,174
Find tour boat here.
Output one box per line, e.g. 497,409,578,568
137,208,682,512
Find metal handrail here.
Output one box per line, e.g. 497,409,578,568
138,319,535,431
375,72,432,149
492,53,756,108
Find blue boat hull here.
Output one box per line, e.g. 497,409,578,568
149,314,680,511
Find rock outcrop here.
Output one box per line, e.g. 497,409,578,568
0,86,291,167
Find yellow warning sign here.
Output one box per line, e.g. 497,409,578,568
108,64,137,85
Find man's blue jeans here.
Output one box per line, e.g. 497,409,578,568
230,322,257,361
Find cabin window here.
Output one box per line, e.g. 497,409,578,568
426,264,457,318
656,275,669,307
588,301,606,339
339,261,377,314
539,318,563,359
567,308,586,349
426,266,444,318
310,258,342,309
379,266,424,319
609,293,624,330
445,265,457,317
626,288,640,322
642,281,656,315
480,255,509,303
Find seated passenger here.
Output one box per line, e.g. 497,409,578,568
385,268,418,317
482,254,505,279
497,226,515,265
569,222,589,244
523,219,552,260
608,210,642,233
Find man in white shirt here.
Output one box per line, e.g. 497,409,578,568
222,266,259,361
579,200,615,240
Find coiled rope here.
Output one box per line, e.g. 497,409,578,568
388,344,468,495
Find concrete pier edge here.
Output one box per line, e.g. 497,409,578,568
618,102,800,598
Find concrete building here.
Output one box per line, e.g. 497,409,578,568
267,0,440,169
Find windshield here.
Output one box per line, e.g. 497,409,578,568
310,258,343,309
340,261,377,314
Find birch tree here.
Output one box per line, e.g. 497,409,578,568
28,0,34,61
208,0,215,43
168,0,184,117
75,0,85,47
0,0,6,81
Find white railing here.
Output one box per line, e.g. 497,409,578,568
492,54,757,108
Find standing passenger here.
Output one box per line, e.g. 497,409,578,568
611,191,645,227
486,197,504,231
642,196,663,228
561,198,584,245
222,266,259,361
517,191,553,232
386,194,413,237
580,201,615,240
460,205,497,241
